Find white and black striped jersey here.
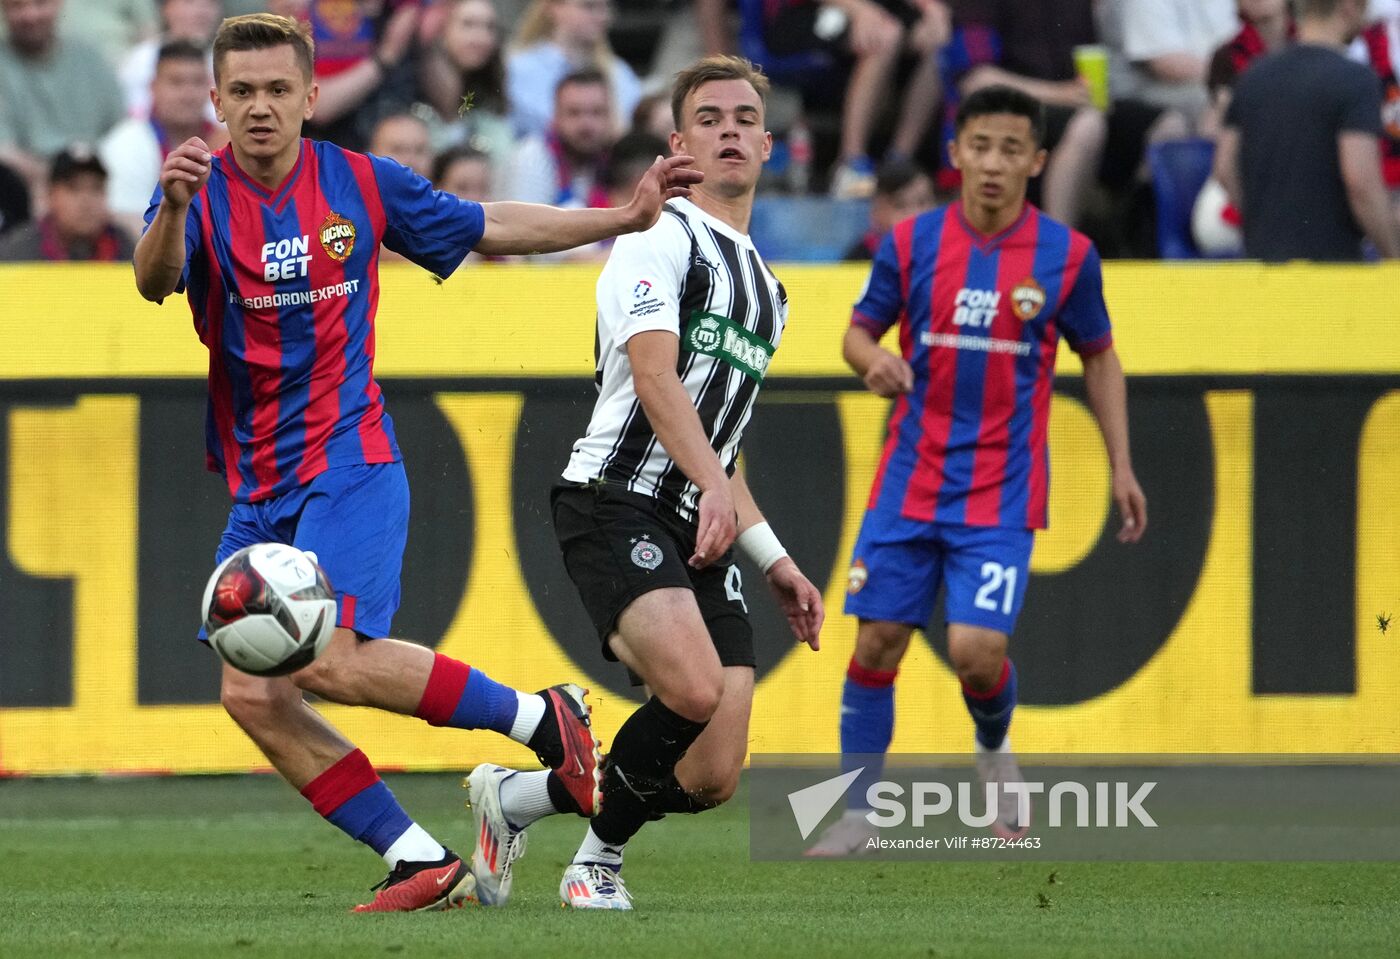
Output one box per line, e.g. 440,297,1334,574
562,198,788,524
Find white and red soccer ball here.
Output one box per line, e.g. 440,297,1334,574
202,543,337,676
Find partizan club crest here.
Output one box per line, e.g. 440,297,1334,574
630,535,664,571
319,212,356,263
1011,277,1046,321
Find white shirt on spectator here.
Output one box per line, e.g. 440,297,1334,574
99,116,162,222
119,39,219,122
1109,0,1238,117
506,42,641,140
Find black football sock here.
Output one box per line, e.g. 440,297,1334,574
589,696,709,845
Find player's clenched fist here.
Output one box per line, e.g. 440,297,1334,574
160,136,213,207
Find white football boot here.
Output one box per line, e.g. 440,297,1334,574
465,763,528,906
559,862,633,910
804,809,878,857
976,740,1031,839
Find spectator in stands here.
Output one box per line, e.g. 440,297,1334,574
842,158,934,260
0,159,30,235
507,68,614,205
301,0,422,150
757,0,948,198
416,0,514,172
61,0,159,69
101,40,225,239
506,0,642,139
1192,0,1295,256
1101,0,1238,128
118,0,222,121
631,91,676,140
368,112,434,178
0,146,135,260
0,0,127,200
432,144,494,201
1215,0,1398,260
432,143,494,266
1351,1,1400,200
942,0,1106,229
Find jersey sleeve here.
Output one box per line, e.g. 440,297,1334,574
1341,67,1384,136
370,154,486,279
1057,244,1113,356
850,230,904,338
142,183,203,294
597,215,691,353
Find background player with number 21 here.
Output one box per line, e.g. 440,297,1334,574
132,13,701,912
809,85,1148,855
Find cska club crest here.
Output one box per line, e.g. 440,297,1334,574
319,212,356,263
1011,277,1046,321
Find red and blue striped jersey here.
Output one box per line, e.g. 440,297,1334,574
852,201,1112,530
145,139,484,504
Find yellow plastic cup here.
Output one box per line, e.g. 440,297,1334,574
1074,44,1110,111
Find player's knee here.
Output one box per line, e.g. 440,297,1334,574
662,672,724,724
220,676,294,728
856,621,911,663
951,650,1004,691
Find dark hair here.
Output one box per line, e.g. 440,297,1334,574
955,85,1045,146
631,92,673,135
671,55,769,130
555,67,610,101
601,131,667,190
156,39,208,69
431,145,490,186
441,0,506,116
874,158,930,198
212,14,314,85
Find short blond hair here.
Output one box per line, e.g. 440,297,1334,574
213,14,315,85
670,55,770,130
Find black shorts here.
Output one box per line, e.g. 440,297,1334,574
551,482,755,673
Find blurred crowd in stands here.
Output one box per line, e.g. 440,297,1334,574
1,0,1396,263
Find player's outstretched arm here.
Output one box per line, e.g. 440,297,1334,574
842,324,912,397
474,155,702,255
134,137,211,302
626,329,736,568
1082,346,1147,543
731,468,823,650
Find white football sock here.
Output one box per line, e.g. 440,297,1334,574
497,769,561,829
383,822,446,867
573,825,626,868
508,692,546,744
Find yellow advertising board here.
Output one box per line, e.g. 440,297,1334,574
0,263,1397,774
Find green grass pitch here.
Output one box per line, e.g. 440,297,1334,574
2,772,1397,958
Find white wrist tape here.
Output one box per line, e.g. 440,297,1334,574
737,521,788,573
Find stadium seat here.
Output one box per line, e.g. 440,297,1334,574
1146,139,1216,260
749,196,871,261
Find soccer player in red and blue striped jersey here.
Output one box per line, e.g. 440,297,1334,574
133,13,700,911
808,85,1148,855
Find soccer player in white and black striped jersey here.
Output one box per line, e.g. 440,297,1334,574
463,55,825,911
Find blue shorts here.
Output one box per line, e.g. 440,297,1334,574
203,462,409,640
843,511,1034,635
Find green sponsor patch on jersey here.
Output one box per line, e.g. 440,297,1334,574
682,311,775,382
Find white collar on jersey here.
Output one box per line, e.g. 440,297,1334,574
669,197,755,248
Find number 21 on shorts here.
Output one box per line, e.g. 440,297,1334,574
974,561,1019,616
